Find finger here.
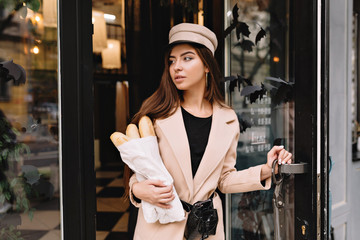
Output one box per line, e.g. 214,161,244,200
148,179,167,187
159,195,175,204
268,145,284,156
280,151,292,164
154,185,173,195
277,149,287,163
282,152,290,163
159,191,174,199
283,153,292,164
161,184,173,193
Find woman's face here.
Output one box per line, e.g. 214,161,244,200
168,44,209,92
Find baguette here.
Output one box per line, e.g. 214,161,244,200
139,115,156,137
126,124,140,139
110,132,130,147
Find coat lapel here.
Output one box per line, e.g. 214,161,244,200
156,104,238,199
156,107,194,198
193,104,237,195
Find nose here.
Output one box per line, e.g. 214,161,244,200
174,60,182,71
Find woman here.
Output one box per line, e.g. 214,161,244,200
127,23,292,239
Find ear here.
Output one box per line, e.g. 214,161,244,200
205,67,209,73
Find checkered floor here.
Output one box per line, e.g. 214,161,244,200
0,162,130,240
95,163,130,240
0,196,61,240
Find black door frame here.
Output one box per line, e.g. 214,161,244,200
59,0,96,239
293,0,329,239
57,0,329,238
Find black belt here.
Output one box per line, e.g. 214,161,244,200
180,192,215,212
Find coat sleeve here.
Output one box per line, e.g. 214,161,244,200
129,173,141,208
218,121,271,194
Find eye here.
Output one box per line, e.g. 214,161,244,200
168,59,175,65
184,56,192,61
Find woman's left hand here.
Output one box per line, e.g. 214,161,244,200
261,146,292,180
267,145,292,172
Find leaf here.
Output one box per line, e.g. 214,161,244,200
29,208,35,220
265,76,288,84
249,84,266,103
271,83,294,105
236,22,250,39
0,194,5,204
262,82,276,92
21,165,40,185
241,84,267,103
232,3,239,22
224,22,237,38
10,178,18,188
4,191,11,200
223,76,237,82
255,27,266,45
236,39,255,52
224,75,250,92
241,85,262,96
237,74,251,86
22,198,29,210
0,60,26,86
26,0,40,12
229,78,237,92
238,115,252,133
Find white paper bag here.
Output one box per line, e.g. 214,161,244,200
117,136,185,224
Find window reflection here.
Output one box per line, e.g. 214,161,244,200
225,0,294,239
0,1,60,239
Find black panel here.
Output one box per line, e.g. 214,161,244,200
292,0,318,239
59,0,96,238
93,81,120,164
204,0,224,72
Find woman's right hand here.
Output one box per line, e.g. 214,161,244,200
132,179,175,209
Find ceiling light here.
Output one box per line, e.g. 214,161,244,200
31,46,40,54
104,14,116,21
273,56,280,62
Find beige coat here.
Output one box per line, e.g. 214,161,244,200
129,104,271,240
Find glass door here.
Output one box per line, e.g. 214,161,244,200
223,0,328,239
0,0,61,239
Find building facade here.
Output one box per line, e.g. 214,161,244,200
0,0,358,239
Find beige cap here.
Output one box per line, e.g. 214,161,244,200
169,23,218,55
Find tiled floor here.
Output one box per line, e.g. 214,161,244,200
0,162,130,240
1,196,62,240
95,163,131,240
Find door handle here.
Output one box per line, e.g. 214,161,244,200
279,162,308,174
272,161,309,240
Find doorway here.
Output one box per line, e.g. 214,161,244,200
91,0,131,239
88,0,329,239
223,0,329,239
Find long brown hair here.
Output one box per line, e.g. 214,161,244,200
123,43,228,196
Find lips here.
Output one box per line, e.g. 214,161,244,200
174,75,185,82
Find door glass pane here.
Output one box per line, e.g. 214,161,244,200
224,0,294,239
0,1,61,239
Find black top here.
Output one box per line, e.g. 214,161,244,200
181,107,212,177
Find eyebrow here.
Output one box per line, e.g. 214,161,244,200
169,51,196,58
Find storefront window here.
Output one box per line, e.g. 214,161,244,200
224,0,294,239
0,0,60,239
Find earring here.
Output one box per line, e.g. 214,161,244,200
205,72,209,88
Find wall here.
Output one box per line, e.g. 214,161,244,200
329,0,360,239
